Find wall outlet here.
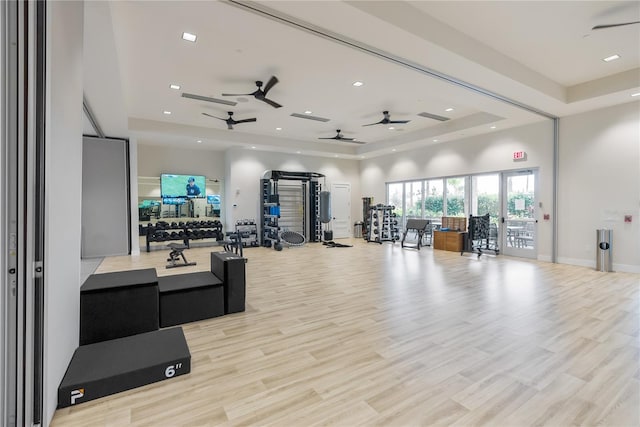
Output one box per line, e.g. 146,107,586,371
543,214,550,220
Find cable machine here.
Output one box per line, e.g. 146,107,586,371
260,171,325,249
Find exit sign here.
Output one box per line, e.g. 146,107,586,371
513,151,527,161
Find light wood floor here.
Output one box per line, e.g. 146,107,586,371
52,239,639,426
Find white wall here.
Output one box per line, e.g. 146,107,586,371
129,138,140,254
558,101,640,272
360,120,556,260
137,144,225,179
225,148,362,233
44,1,84,425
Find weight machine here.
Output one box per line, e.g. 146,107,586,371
260,170,325,250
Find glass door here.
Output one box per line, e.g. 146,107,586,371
502,170,538,258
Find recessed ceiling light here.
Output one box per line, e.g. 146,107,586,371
433,139,438,142
304,110,312,114
388,126,395,130
275,127,282,130
163,111,172,115
182,32,197,42
360,156,365,159
490,126,497,129
296,151,301,154
603,54,620,62
445,107,454,112
334,154,338,158
631,92,640,97
251,146,256,149
170,84,181,90
197,140,202,143
352,81,364,87
392,149,397,152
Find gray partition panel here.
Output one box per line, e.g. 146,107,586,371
81,137,130,257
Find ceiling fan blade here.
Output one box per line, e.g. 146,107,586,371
221,92,253,97
183,92,237,106
318,137,336,140
234,118,257,124
362,121,382,127
592,21,640,30
202,112,226,121
339,137,355,141
389,120,411,124
261,97,283,108
346,140,366,145
262,76,279,95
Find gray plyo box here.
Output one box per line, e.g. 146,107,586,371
58,327,190,408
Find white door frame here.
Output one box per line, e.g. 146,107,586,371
501,169,538,259
330,183,351,239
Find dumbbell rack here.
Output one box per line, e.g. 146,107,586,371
366,205,399,244
235,219,259,248
146,220,224,252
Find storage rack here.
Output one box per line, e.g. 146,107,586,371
310,181,323,242
145,220,223,252
362,197,373,240
235,219,259,248
462,214,499,258
366,204,399,244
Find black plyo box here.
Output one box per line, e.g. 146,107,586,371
80,268,159,345
58,327,191,408
211,251,246,314
158,272,225,327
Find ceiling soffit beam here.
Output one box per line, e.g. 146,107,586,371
227,0,558,121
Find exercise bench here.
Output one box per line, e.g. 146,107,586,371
401,219,431,250
166,243,197,269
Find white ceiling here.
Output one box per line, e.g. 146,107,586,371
82,1,640,159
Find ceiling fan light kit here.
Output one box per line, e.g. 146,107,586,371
202,111,256,130
318,129,366,144
363,110,411,127
221,75,283,108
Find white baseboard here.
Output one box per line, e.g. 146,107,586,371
557,257,640,273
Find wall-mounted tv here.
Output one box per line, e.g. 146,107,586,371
162,197,186,205
206,195,221,205
161,173,206,198
138,199,160,208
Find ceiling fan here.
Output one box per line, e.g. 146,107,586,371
592,21,640,30
319,129,365,144
222,76,282,108
363,110,410,127
202,112,256,130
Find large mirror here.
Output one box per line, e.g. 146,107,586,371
137,176,224,223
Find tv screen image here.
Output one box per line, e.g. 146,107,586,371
161,174,206,198
162,197,186,205
138,200,160,208
206,195,221,205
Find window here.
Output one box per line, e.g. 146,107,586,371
387,182,403,218
423,179,443,219
446,177,465,217
404,181,423,220
471,174,499,222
